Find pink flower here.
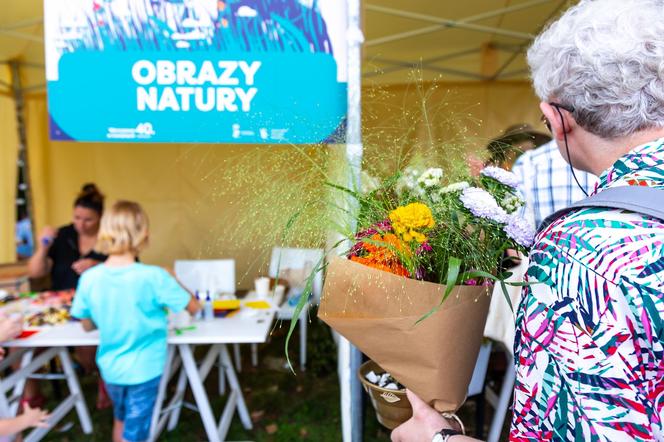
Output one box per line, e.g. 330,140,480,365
417,242,433,254
347,219,392,258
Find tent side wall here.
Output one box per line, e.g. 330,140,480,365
0,64,18,264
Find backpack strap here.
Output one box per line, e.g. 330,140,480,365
538,185,664,233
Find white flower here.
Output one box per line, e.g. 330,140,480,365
440,181,470,194
504,215,536,248
480,166,520,189
500,194,525,213
396,166,425,196
360,171,381,194
417,168,444,188
460,187,508,223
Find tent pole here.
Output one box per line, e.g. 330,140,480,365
10,61,36,258
339,0,364,441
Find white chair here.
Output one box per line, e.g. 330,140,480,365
173,259,236,295
247,247,324,371
467,342,492,397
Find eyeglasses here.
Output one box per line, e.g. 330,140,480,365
541,102,575,132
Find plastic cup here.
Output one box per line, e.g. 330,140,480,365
254,277,270,298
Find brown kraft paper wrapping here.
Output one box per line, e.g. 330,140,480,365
319,257,492,412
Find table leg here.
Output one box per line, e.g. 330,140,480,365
299,310,307,371
9,348,34,416
251,344,258,367
178,344,222,442
166,358,189,431
218,350,226,395
58,348,93,434
149,346,175,441
233,344,242,372
219,345,252,430
0,379,12,419
198,345,221,381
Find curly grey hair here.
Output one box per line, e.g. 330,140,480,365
527,0,664,139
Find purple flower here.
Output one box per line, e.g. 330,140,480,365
504,215,536,248
416,242,433,254
460,187,508,223
413,242,432,280
481,166,520,189
463,277,492,286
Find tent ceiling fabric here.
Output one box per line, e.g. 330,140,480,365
2,0,571,89
363,0,571,83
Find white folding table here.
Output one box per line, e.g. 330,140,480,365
2,301,279,442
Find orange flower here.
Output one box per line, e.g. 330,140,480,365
350,233,410,277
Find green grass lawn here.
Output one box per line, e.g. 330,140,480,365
38,316,508,441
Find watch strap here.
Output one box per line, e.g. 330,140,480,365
436,428,463,441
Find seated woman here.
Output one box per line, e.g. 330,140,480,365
27,183,109,409
29,183,106,290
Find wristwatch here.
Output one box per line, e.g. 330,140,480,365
432,429,463,442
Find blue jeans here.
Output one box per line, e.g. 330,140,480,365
105,376,161,442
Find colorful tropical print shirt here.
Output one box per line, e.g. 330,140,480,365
511,138,664,441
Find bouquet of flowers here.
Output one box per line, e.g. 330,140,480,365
346,164,532,286
317,162,534,418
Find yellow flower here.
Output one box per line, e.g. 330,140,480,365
389,202,435,243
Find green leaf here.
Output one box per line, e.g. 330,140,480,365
416,257,461,325
500,279,513,312
323,181,361,199
284,255,327,373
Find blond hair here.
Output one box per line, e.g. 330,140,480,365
96,201,149,255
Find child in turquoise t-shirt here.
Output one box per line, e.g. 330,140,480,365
71,201,199,442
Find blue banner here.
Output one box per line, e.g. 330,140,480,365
44,0,347,143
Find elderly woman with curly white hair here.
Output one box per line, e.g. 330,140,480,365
391,1,664,441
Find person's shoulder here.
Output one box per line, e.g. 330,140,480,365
57,224,76,236
513,148,535,167
131,263,171,280
528,141,559,162
78,263,106,284
51,224,76,246
512,156,526,171
514,141,554,167
535,204,664,264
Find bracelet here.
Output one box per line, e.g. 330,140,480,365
433,429,463,442
440,412,465,435
432,413,465,442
